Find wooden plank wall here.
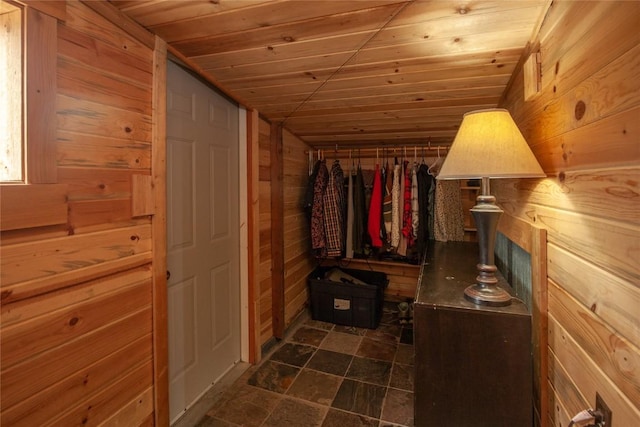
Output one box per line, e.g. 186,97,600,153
257,120,317,347
496,1,640,426
258,118,274,345
1,1,156,425
282,129,316,326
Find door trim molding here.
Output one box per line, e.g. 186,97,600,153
239,107,250,363
246,109,261,363
152,35,169,427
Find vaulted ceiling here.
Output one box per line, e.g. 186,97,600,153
112,0,550,149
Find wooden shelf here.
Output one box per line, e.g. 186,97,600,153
460,183,479,242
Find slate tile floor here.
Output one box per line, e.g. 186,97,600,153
196,303,414,427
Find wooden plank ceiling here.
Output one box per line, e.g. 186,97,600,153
112,0,549,149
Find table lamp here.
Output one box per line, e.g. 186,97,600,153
437,108,545,306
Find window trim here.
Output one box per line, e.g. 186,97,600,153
0,2,67,232
24,5,58,184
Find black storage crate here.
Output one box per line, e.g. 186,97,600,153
308,266,388,329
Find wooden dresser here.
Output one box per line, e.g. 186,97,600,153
414,241,533,426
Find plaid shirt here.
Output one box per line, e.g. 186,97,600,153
323,160,345,257
311,160,328,255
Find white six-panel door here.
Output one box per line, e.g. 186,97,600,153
166,61,240,422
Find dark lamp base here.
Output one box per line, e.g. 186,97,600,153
464,284,512,307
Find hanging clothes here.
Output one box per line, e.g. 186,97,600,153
345,163,355,258
401,160,413,249
367,164,383,248
397,161,409,256
410,164,419,241
416,163,431,256
304,159,322,220
353,164,367,255
391,161,401,249
434,179,465,242
311,160,329,257
379,164,388,246
323,160,345,257
382,160,393,247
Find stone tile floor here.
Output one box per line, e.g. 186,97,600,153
196,302,414,427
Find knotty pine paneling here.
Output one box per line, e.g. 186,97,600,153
508,44,640,156
2,336,151,426
21,0,66,21
174,3,400,58
497,167,639,227
1,265,152,327
240,74,511,106
1,280,151,368
49,359,153,427
0,1,156,425
530,107,639,173
499,200,638,286
101,386,154,427
25,6,57,184
57,95,152,142
146,1,399,44
496,1,640,425
1,225,152,303
57,56,152,115
258,118,273,346
548,314,640,425
58,130,152,170
57,25,152,88
0,184,68,231
282,129,315,327
548,280,639,408
107,0,266,27
63,1,153,67
223,50,520,90
546,243,639,350
58,167,138,201
111,0,548,147
1,269,152,424
538,2,639,102
1,307,151,416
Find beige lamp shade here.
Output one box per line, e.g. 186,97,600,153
437,108,545,180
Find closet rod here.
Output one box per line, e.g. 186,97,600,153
304,145,449,157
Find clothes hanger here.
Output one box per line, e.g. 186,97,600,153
428,146,440,175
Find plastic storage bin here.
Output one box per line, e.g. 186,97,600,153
308,266,388,329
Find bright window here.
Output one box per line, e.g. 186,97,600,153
0,1,22,182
